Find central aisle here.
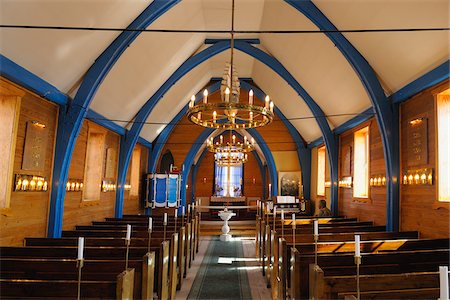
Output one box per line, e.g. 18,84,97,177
187,237,252,299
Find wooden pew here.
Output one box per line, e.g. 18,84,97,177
276,231,421,299
0,258,139,299
292,248,450,299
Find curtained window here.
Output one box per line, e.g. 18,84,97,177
214,163,243,197
353,126,369,198
437,91,450,202
83,127,106,202
317,146,326,196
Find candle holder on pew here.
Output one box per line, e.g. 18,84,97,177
174,209,178,233
291,214,296,250
182,206,185,227
313,219,319,267
163,213,168,241
355,235,362,300
76,237,84,300
281,210,285,239
125,224,132,270
272,206,277,229
148,217,153,253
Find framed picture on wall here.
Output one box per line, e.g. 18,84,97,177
278,171,302,197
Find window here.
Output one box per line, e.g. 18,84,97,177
317,146,326,196
83,127,105,201
353,126,369,198
437,91,450,202
0,96,21,208
130,147,141,197
214,163,243,197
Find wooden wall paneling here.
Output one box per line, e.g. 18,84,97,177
400,80,449,238
337,119,386,225
1,79,58,246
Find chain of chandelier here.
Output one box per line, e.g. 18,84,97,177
186,0,274,166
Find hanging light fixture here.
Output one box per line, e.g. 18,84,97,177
186,0,274,130
207,132,255,166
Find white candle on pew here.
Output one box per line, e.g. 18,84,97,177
126,224,132,241
163,213,168,225
77,237,84,260
273,206,277,217
148,217,153,231
292,213,296,229
314,220,319,236
175,209,178,219
182,206,186,216
440,266,449,300
281,210,284,221
355,235,361,257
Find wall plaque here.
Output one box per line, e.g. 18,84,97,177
22,121,48,171
407,117,428,166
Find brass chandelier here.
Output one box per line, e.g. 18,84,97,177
186,0,274,130
207,133,255,166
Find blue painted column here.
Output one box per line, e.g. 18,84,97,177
46,0,180,237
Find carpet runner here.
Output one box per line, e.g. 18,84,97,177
188,237,252,299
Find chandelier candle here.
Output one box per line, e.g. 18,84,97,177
249,89,253,105
76,237,84,300
203,89,208,104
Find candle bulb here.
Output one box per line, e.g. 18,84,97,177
189,95,195,108
265,95,270,109
163,213,168,225
220,135,223,144
249,89,254,105
314,220,319,236
77,237,84,260
203,89,208,104
225,87,230,102
232,135,236,144
439,266,449,300
269,101,274,113
281,210,284,221
355,235,361,257
292,214,296,229
148,217,153,231
213,111,217,123
126,224,132,241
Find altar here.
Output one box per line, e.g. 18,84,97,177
210,196,246,203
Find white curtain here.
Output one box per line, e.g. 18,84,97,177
317,146,326,196
353,127,369,198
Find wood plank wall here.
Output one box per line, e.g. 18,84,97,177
1,79,58,246
400,80,449,238
63,120,148,230
337,119,387,225
0,79,148,245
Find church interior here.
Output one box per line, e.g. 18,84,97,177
0,0,449,299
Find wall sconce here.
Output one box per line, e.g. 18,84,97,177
66,179,83,192
202,177,207,184
102,180,116,192
402,168,433,185
370,175,386,187
338,176,353,188
409,117,424,126
252,177,256,184
186,184,189,189
124,184,132,191
324,181,331,188
14,174,48,192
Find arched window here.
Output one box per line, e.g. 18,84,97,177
160,150,174,173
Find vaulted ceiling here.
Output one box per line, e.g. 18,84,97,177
1,0,448,144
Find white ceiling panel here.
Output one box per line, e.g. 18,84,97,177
0,0,152,92
313,0,450,93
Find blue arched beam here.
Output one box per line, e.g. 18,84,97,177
115,40,337,218
150,81,221,173
239,80,312,199
47,0,179,237
234,41,338,214
151,78,309,199
286,0,399,230
183,129,275,208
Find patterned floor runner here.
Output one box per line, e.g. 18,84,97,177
188,237,252,300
